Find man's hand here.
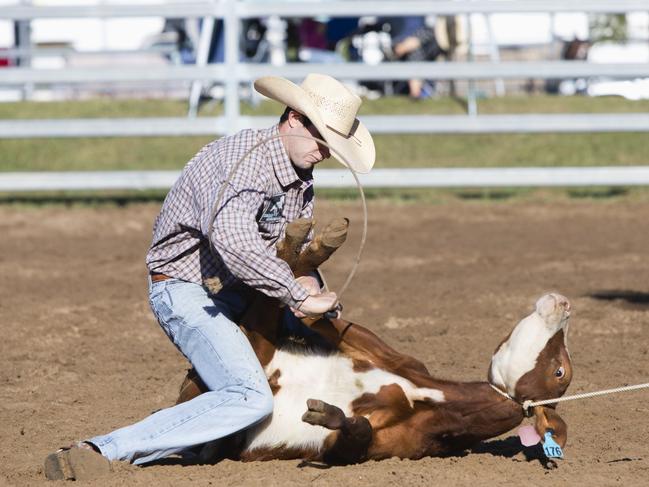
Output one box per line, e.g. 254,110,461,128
294,292,339,318
291,275,339,318
393,36,421,58
295,275,321,296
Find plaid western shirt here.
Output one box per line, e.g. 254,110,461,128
146,125,314,308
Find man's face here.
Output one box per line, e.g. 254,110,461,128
284,112,331,171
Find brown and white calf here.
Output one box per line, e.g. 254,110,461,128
179,220,573,464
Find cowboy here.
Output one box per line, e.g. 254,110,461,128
44,73,375,480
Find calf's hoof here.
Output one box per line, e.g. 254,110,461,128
301,399,346,430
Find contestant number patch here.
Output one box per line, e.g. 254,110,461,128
259,193,285,223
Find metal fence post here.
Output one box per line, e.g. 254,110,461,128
16,0,33,100
485,14,505,96
187,4,216,118
223,0,240,135
466,13,478,116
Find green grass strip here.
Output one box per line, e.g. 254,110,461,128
1,95,648,171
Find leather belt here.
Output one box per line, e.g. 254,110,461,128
150,272,173,283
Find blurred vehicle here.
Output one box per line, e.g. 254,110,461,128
587,42,649,100
0,49,11,67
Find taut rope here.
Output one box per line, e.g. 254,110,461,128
523,382,649,412
490,381,649,415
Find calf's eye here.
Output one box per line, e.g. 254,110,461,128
554,366,565,378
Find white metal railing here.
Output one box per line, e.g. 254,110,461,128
4,113,649,139
4,167,649,192
4,61,649,84
0,46,177,59
3,1,649,19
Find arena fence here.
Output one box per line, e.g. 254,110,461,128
4,167,649,193
1,1,649,190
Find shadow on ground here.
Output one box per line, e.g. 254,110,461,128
470,436,559,469
588,290,649,310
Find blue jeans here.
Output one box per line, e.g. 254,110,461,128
88,278,275,465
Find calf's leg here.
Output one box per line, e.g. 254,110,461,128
302,399,372,465
276,218,314,269
294,218,349,277
176,218,348,404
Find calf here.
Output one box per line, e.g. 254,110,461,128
179,220,572,464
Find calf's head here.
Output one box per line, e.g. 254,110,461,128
488,293,573,447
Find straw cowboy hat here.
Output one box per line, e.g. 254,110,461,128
254,73,375,173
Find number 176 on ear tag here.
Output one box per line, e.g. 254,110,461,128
543,432,564,459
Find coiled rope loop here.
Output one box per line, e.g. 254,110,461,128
207,133,367,301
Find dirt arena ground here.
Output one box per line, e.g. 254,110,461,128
1,197,648,486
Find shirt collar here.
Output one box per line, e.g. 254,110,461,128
265,125,312,190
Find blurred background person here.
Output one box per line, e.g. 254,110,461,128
384,16,444,99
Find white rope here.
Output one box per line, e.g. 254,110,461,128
523,382,649,411
489,383,515,401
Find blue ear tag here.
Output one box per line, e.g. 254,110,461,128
542,431,564,459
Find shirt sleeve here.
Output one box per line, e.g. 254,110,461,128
208,164,309,308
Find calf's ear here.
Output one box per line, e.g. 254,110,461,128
533,406,568,448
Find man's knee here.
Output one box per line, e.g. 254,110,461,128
253,386,274,418
241,380,273,420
